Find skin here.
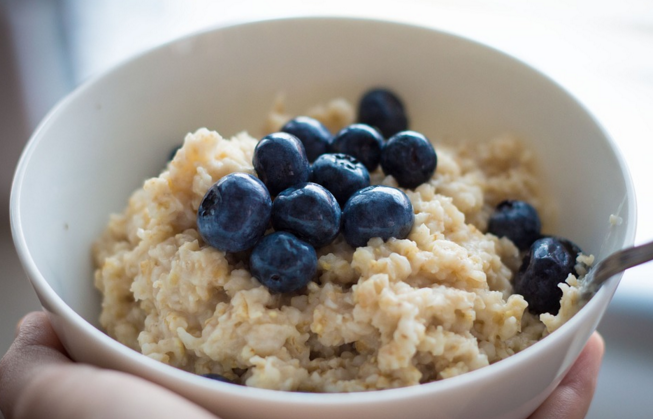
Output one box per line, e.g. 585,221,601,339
0,312,604,419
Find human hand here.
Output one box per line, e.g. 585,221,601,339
0,312,604,419
529,331,605,419
0,312,219,419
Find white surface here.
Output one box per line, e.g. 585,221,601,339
10,17,635,419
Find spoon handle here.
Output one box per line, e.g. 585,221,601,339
581,240,653,298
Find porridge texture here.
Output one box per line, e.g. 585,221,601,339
93,98,585,392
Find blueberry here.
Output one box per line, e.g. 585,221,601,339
330,124,384,171
250,232,317,293
197,173,272,252
253,132,311,196
202,373,235,384
342,185,414,248
271,183,341,248
358,88,408,138
556,236,582,257
380,131,437,189
514,236,582,315
488,200,542,251
311,154,370,207
281,116,333,163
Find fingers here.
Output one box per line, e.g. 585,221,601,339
29,367,223,419
0,312,72,418
11,311,70,358
529,332,605,419
0,312,220,419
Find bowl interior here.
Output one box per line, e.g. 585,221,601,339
13,16,634,368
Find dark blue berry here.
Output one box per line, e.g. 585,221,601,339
281,116,333,163
250,232,317,293
202,373,235,384
556,236,582,257
197,173,271,253
311,154,370,207
253,132,311,196
488,200,542,251
380,131,437,189
271,183,341,248
358,88,408,138
342,185,414,248
330,124,384,171
514,236,581,315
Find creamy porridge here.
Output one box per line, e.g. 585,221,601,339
93,97,587,392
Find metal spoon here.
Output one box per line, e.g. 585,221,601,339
579,240,653,300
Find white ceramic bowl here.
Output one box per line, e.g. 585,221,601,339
11,17,636,419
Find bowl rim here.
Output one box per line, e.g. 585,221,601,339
9,15,638,405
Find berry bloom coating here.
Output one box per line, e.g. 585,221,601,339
253,132,311,196
197,173,272,253
311,153,370,207
250,232,317,293
358,88,408,138
330,124,384,171
380,131,437,189
488,200,542,251
271,182,341,248
281,116,333,163
514,236,582,315
342,185,414,248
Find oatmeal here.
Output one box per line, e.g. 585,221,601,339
93,98,585,392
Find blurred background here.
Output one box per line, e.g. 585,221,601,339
1,0,652,417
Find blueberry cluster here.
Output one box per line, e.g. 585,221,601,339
197,88,437,294
487,199,584,315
